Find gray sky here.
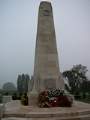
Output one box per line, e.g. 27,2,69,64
0,0,90,88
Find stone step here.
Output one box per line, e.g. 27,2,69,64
2,114,90,120
4,110,90,118
3,101,90,120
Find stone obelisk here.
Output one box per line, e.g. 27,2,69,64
28,1,64,106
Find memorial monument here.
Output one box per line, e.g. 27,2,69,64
28,1,64,105
1,1,90,120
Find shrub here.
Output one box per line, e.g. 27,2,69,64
0,94,2,103
21,93,28,105
12,93,21,100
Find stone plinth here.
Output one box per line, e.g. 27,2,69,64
3,100,90,120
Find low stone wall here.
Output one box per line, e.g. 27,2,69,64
2,96,12,104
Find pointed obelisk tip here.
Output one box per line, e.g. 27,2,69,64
40,1,52,10
40,0,51,6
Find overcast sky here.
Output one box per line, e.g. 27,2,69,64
0,0,90,88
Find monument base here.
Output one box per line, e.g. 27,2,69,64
28,91,38,106
3,100,90,120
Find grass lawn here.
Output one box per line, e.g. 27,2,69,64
79,98,90,103
76,96,90,104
